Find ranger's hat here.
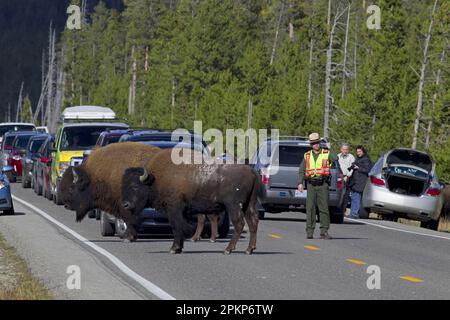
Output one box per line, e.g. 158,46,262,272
308,132,321,144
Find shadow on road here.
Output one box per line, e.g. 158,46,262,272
263,217,307,223
0,212,26,216
147,250,293,255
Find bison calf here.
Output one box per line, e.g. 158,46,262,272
121,148,260,254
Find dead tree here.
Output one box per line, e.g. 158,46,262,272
323,4,347,138
425,44,447,149
128,45,137,115
412,0,439,149
270,1,285,66
15,82,24,122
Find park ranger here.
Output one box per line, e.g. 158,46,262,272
297,133,338,239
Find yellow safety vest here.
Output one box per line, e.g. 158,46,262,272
305,149,331,178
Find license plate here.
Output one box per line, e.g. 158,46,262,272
294,190,304,197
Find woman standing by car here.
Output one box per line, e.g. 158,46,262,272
348,146,372,219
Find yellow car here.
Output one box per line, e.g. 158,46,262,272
51,106,128,204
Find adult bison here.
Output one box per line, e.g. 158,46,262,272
443,184,450,217
121,148,260,254
59,142,161,241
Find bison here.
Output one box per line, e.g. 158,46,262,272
443,184,450,217
121,148,260,254
59,142,161,241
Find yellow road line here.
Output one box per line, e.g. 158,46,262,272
400,276,424,283
304,245,321,251
269,234,282,239
346,259,367,265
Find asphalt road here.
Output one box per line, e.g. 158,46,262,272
1,184,450,300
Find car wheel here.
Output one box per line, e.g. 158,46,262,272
258,210,265,220
4,206,15,215
100,212,115,237
421,218,439,231
95,209,101,220
21,174,28,188
6,171,15,183
36,176,43,196
115,218,128,238
359,207,370,219
88,210,96,219
54,185,63,205
30,175,34,189
330,207,344,224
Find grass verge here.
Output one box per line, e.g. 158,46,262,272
0,233,52,300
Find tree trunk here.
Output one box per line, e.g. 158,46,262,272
128,46,137,116
425,47,445,149
270,1,285,66
15,82,24,122
341,4,351,99
412,0,438,149
307,37,314,110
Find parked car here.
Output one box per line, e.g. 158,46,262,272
0,122,36,145
361,148,445,230
36,126,49,134
32,135,55,199
101,138,228,239
51,106,129,204
21,134,49,188
0,166,14,215
82,129,133,161
250,136,345,222
4,131,38,182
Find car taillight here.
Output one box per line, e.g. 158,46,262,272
370,176,385,186
337,178,344,190
260,168,270,185
426,188,441,197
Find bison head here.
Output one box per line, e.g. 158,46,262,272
121,167,155,215
60,166,93,222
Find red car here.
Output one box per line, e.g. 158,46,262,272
32,135,54,199
4,132,37,182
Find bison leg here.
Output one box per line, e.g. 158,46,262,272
243,205,259,255
121,215,140,242
166,204,187,254
224,205,245,255
209,214,219,243
191,214,206,242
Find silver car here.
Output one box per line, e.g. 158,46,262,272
360,148,445,229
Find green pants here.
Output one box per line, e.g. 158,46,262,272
306,184,330,236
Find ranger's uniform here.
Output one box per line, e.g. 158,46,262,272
298,133,338,239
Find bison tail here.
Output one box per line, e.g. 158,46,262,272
243,170,261,213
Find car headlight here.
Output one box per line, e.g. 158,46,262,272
59,162,70,176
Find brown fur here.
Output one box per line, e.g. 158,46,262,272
443,185,450,217
81,142,161,215
125,148,260,254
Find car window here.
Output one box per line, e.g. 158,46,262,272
386,166,429,180
105,136,121,145
29,138,46,153
0,125,35,136
272,145,310,167
13,135,34,149
60,126,124,151
369,156,384,176
4,135,16,148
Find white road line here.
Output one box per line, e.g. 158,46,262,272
12,195,176,300
345,217,450,241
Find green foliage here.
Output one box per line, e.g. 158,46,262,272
59,0,449,178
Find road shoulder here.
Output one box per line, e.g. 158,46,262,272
0,201,145,300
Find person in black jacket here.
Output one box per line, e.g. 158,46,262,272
348,146,372,218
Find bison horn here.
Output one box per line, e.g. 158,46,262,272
139,168,149,183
